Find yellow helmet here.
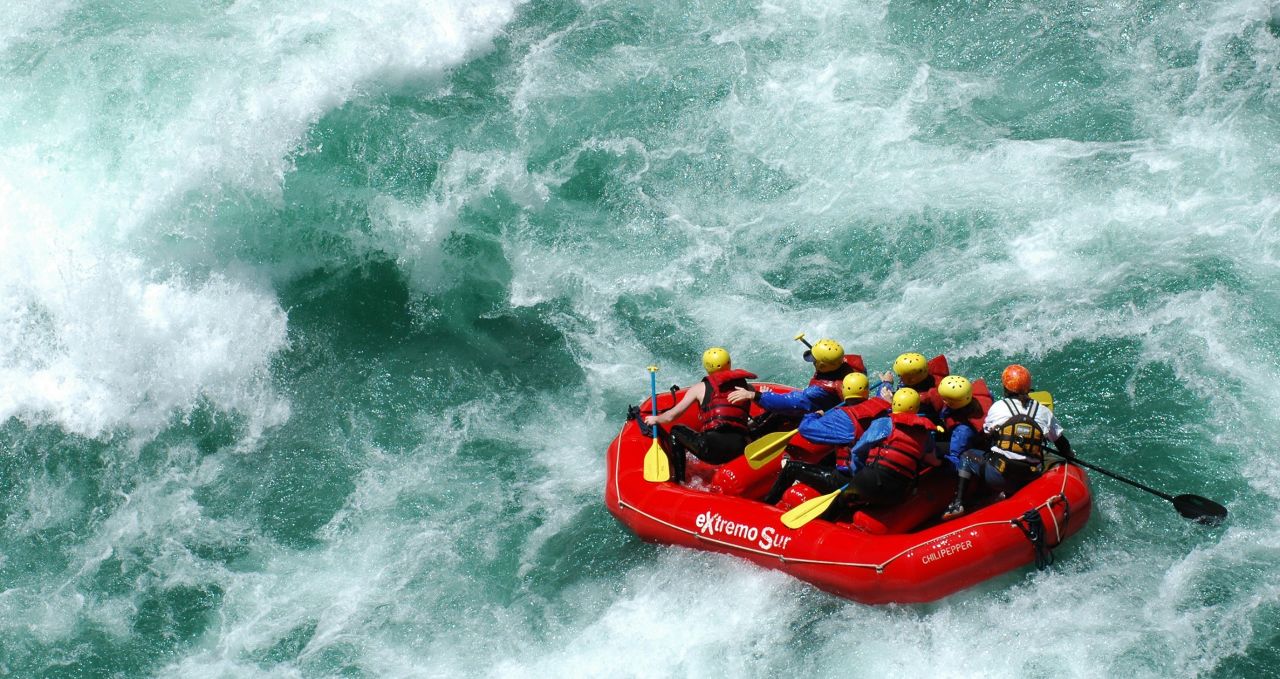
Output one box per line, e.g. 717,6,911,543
892,387,921,414
938,375,973,409
809,338,845,371
702,347,731,374
893,352,929,386
841,372,869,401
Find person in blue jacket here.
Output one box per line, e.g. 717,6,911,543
761,388,941,508
935,375,993,519
775,372,893,465
728,338,867,415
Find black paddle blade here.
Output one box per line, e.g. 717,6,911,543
1173,494,1228,525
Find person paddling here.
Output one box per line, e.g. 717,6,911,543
935,375,995,519
761,388,941,517
943,365,1073,516
760,372,893,466
727,338,863,416
644,347,757,480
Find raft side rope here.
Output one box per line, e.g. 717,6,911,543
1012,509,1054,570
1043,458,1078,545
613,428,624,502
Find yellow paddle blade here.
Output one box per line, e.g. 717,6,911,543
780,486,846,530
643,438,670,482
1029,391,1054,412
744,429,798,470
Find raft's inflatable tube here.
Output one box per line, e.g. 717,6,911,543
605,383,1093,604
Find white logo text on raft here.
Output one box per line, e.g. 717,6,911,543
921,539,973,565
695,511,792,552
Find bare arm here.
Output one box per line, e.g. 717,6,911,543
645,382,703,426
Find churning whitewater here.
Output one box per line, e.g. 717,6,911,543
2,0,1279,677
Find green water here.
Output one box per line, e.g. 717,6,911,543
2,0,1279,676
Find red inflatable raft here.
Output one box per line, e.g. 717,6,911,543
605,383,1093,604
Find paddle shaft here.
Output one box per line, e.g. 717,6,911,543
1059,452,1174,502
649,368,659,422
641,366,673,482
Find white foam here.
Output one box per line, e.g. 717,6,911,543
0,444,247,648
0,181,290,437
485,553,805,678
0,0,523,438
0,0,75,54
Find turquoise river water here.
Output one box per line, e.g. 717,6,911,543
2,0,1279,676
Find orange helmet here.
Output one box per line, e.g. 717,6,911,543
1001,364,1032,394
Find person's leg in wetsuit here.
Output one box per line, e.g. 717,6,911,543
671,425,746,463
761,460,850,504
943,449,985,519
810,465,913,520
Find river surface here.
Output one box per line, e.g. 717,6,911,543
2,1,1278,676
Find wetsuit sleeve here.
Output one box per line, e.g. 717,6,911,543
848,417,892,462
1054,433,1073,458
757,385,831,415
798,409,858,446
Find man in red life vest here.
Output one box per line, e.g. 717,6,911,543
761,388,941,514
935,375,995,519
877,352,949,421
727,338,865,416
644,348,757,480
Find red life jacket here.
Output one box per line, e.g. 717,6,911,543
833,396,891,468
807,354,868,398
927,354,950,381
913,354,952,417
864,412,936,481
699,369,757,433
837,396,891,432
784,433,834,464
942,378,994,433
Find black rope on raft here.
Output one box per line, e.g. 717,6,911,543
1012,509,1054,570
